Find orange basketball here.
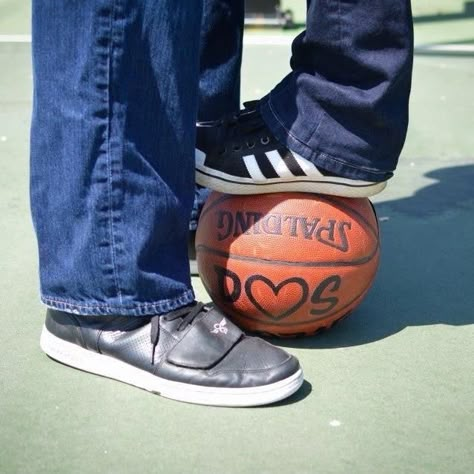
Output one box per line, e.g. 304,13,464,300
196,192,380,337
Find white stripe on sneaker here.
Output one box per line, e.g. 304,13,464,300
292,153,322,176
243,154,267,181
265,150,294,178
195,148,206,166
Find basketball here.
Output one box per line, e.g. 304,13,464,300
196,192,380,337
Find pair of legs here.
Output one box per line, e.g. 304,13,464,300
195,0,413,201
31,0,413,313
31,1,413,406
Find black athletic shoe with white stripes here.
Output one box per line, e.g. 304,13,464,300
40,302,303,407
195,101,387,198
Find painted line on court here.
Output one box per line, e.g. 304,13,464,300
415,43,474,55
0,35,32,42
1,34,474,54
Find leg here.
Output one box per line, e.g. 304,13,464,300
32,0,303,406
198,0,245,121
190,0,245,232
260,0,414,181
31,0,201,315
196,0,414,196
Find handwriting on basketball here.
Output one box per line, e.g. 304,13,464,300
214,265,342,320
216,210,351,252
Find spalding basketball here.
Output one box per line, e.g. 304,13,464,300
196,192,380,337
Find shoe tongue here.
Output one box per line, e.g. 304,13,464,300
166,308,243,369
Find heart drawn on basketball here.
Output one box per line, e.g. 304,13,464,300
245,275,309,321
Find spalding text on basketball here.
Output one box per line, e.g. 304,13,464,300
216,210,351,252
214,265,342,320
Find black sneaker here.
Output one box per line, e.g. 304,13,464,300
195,101,386,198
40,302,303,407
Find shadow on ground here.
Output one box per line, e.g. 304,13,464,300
272,164,474,350
268,380,313,407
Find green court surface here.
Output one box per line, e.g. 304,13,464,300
1,2,473,474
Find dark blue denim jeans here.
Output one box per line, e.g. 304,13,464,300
260,0,413,182
191,0,413,226
31,0,412,316
31,0,203,315
190,0,244,230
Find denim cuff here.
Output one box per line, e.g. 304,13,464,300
259,90,394,183
41,289,196,317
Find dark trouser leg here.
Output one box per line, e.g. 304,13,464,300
260,0,414,182
190,0,245,231
31,0,203,315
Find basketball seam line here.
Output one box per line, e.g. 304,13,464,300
196,244,379,267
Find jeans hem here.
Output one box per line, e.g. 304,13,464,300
41,289,196,316
259,95,394,182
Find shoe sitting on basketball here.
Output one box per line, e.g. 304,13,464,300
40,301,303,407
195,101,387,198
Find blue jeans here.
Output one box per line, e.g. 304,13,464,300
260,0,413,182
190,0,244,230
30,0,412,316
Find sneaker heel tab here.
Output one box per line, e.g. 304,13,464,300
44,309,86,348
46,308,79,326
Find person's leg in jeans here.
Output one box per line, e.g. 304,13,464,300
196,0,414,197
190,0,244,232
31,0,302,406
198,0,244,121
31,0,199,316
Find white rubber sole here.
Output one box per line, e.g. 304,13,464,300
40,326,304,407
196,167,387,198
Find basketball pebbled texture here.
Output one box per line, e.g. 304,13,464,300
196,192,380,337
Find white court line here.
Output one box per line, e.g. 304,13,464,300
415,43,474,53
1,33,474,53
0,34,32,42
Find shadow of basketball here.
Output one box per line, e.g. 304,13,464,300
256,164,474,349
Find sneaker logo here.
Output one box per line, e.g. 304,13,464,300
211,318,228,335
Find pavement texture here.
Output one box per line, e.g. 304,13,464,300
0,3,473,474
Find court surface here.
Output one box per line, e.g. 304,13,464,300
0,2,473,473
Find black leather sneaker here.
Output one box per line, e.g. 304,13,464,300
195,101,387,198
40,302,303,407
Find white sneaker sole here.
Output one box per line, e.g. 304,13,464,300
196,167,386,198
40,326,304,407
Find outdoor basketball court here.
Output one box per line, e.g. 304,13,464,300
0,1,473,473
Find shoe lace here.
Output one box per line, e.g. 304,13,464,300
213,101,271,154
150,301,206,364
